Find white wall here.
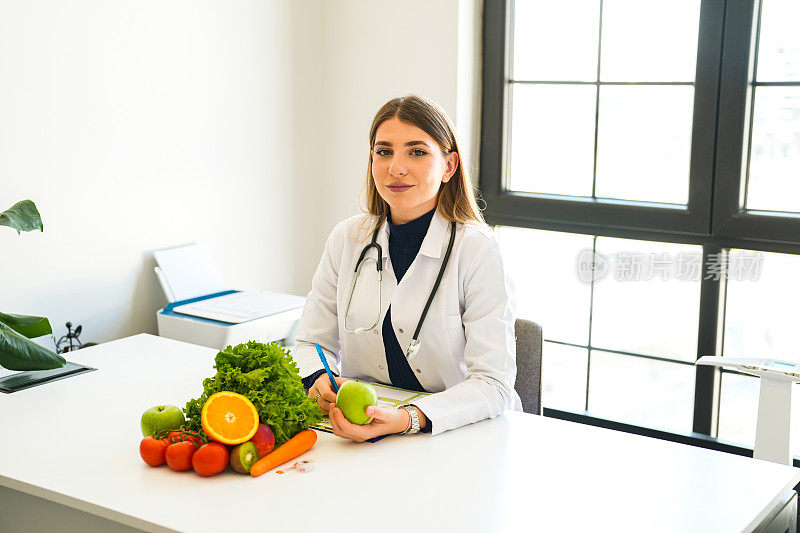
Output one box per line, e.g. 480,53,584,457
312,0,481,232
0,0,480,348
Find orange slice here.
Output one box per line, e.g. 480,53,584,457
200,391,260,445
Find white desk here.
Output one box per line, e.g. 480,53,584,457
2,334,799,533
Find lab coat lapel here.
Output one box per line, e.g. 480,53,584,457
396,209,449,282
418,210,449,259
372,217,397,317
374,216,391,263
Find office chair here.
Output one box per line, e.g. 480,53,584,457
514,318,543,415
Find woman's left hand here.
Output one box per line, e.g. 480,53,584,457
328,403,409,442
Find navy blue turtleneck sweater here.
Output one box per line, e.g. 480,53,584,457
302,208,436,431
382,208,435,392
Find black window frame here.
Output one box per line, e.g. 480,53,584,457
480,0,800,445
713,0,800,245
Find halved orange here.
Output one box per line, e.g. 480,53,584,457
200,391,260,445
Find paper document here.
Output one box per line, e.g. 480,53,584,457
312,380,430,434
153,243,227,302
171,290,306,324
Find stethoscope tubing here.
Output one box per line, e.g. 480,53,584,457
343,217,457,361
343,227,384,335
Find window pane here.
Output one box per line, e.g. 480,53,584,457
542,342,588,412
588,350,695,433
755,0,800,82
592,237,701,361
721,250,800,456
717,373,759,447
600,0,700,82
508,84,596,196
745,87,800,212
595,85,694,204
496,226,593,345
512,0,600,82
723,250,800,360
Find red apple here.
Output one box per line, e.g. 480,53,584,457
249,424,275,458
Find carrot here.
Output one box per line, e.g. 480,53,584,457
250,429,317,477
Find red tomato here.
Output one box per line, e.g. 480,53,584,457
166,430,203,447
192,442,229,477
165,441,196,471
139,436,167,467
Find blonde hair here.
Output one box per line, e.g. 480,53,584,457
361,95,485,230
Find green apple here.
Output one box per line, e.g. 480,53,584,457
336,381,378,425
141,405,185,437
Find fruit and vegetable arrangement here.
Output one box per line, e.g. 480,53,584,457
138,341,322,477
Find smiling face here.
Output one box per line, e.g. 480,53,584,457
371,117,459,225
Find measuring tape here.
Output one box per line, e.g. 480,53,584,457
276,460,315,475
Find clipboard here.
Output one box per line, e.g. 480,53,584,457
0,362,96,393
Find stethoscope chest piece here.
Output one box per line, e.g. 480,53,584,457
405,339,422,361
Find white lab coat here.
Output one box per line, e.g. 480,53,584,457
293,210,522,435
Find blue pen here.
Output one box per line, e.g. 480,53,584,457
314,343,339,393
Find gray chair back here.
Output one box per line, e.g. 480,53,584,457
514,318,543,415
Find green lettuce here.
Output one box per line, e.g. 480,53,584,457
184,341,322,448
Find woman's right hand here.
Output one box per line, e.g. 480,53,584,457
308,375,349,415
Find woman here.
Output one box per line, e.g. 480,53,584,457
293,95,521,441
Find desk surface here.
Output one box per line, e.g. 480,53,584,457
2,334,799,533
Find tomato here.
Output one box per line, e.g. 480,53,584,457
192,442,229,477
139,436,167,467
165,430,203,447
165,441,197,471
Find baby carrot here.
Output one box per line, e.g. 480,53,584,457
250,429,317,477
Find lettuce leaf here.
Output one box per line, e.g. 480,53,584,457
184,341,322,448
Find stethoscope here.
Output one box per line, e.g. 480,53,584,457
343,218,457,361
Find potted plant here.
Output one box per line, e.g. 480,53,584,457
0,200,66,371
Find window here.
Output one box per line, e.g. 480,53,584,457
508,1,700,204
497,227,701,434
741,1,800,213
482,0,800,446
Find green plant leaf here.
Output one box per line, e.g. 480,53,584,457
0,322,65,371
0,312,53,339
0,200,43,234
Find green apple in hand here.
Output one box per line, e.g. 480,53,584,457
336,381,378,425
141,405,185,437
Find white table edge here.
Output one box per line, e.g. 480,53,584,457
746,470,800,532
0,474,176,533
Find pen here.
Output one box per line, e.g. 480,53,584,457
314,343,339,393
